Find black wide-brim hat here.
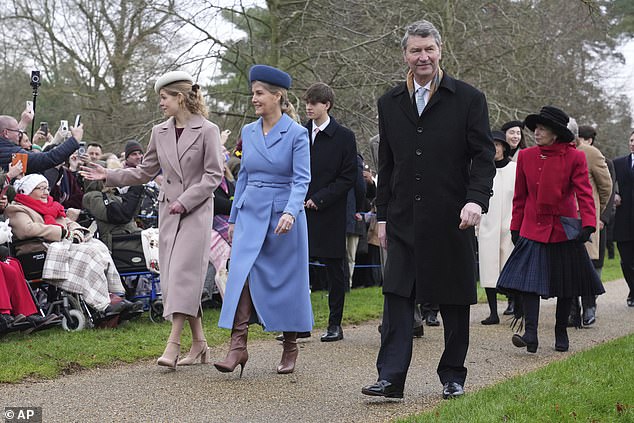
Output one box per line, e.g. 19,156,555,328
524,106,575,143
492,130,511,156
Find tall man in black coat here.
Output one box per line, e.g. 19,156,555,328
361,20,495,400
613,130,634,307
303,83,357,342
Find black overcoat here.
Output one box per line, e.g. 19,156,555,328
613,154,634,242
375,73,495,305
305,117,358,258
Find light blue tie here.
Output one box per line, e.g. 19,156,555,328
416,87,427,115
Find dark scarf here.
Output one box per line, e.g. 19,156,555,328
535,142,573,215
495,157,510,168
15,194,66,227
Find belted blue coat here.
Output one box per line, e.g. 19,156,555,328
218,113,313,332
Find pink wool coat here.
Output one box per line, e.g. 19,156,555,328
106,114,224,318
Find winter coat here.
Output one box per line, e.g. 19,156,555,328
218,113,313,332
305,117,357,258
613,154,634,242
105,114,224,319
375,73,495,305
511,144,596,243
477,161,516,288
576,143,612,259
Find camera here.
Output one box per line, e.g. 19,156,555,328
39,122,48,136
78,142,86,155
60,120,69,132
30,70,41,89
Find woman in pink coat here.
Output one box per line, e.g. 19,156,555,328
497,106,604,354
82,71,224,369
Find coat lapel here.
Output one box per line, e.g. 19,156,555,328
156,117,182,178
177,114,204,160
248,117,273,164
265,113,293,149
394,84,419,126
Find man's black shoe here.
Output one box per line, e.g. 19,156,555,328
442,382,464,399
361,380,404,399
503,300,515,316
412,325,424,337
275,331,311,341
320,325,343,342
627,297,634,307
425,314,440,326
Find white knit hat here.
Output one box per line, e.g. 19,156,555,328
13,174,48,194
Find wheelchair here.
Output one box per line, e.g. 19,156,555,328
111,232,163,322
11,238,132,331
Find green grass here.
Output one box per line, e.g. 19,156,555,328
399,333,634,423
0,286,383,383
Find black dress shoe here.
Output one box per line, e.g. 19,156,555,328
480,315,500,325
582,307,596,326
503,300,515,316
276,331,311,341
412,325,424,338
361,380,404,399
425,314,440,326
442,382,464,399
627,297,634,307
320,325,343,342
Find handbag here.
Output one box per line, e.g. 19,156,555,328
559,216,582,241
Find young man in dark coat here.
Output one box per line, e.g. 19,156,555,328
303,83,357,342
361,20,495,400
613,130,634,307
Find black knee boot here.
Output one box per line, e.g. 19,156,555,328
481,288,500,325
555,298,571,352
568,297,582,328
512,293,539,353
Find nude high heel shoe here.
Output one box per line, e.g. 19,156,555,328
178,340,210,365
157,341,181,370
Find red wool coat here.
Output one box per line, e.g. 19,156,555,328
511,144,595,243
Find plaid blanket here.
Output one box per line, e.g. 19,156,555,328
42,239,124,311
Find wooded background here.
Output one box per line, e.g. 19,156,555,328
1,0,632,162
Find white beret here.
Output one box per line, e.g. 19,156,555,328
154,71,194,94
14,173,48,195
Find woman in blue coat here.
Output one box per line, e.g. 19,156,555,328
215,65,313,376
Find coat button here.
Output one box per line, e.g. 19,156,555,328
417,127,423,133
414,195,421,201
415,174,421,181
416,149,422,156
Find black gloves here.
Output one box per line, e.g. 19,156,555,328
511,230,519,245
576,226,595,243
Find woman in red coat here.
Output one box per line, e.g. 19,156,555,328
497,106,604,353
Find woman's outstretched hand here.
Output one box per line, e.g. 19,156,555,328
79,162,107,181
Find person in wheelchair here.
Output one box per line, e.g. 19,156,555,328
4,174,134,318
0,249,62,334
82,179,144,252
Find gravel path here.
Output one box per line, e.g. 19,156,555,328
1,279,633,423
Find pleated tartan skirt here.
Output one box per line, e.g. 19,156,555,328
496,237,605,299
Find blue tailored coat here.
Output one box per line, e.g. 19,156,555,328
218,113,314,332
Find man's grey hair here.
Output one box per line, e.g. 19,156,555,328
401,20,442,50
